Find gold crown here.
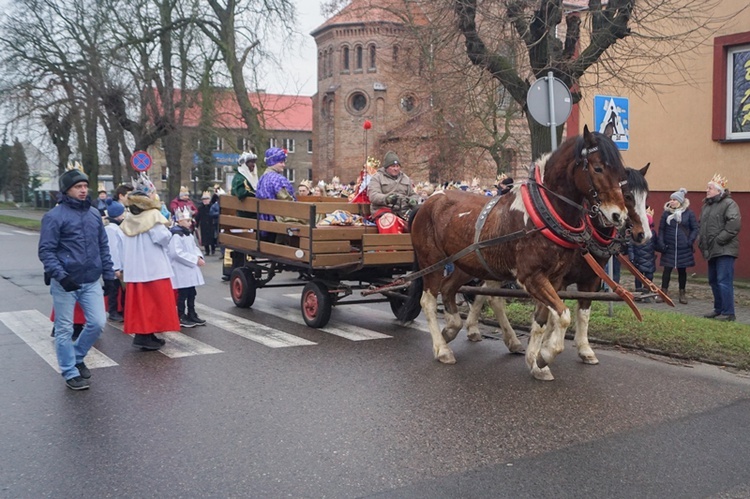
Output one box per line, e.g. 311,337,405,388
710,173,728,189
66,161,85,173
175,206,192,221
646,206,654,217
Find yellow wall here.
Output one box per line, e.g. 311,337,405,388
578,1,750,194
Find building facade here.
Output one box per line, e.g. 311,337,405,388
575,0,750,278
148,90,313,196
310,0,528,187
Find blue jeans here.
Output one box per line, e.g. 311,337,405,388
50,280,106,380
707,256,735,316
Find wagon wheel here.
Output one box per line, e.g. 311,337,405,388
301,280,332,328
230,267,256,308
388,276,423,323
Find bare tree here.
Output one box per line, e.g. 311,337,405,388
198,0,297,151
452,0,740,158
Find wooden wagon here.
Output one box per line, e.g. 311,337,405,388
218,195,422,328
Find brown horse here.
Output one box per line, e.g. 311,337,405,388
410,126,637,381
463,164,651,370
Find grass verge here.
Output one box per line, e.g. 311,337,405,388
0,215,41,231
495,300,750,370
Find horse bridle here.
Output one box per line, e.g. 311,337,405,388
579,144,630,225
526,156,631,253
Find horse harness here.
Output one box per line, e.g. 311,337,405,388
520,161,629,257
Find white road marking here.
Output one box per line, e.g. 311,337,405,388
250,295,391,341
13,230,37,236
0,230,13,236
108,321,223,358
196,303,316,347
0,309,118,373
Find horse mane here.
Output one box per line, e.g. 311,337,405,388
573,132,624,171
625,166,649,193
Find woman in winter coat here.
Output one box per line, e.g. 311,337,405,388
656,188,699,304
628,207,658,301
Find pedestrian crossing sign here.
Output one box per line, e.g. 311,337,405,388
594,95,629,150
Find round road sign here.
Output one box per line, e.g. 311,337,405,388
130,150,153,172
527,76,573,126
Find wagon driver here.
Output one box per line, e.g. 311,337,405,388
368,151,419,233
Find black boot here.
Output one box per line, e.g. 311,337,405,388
150,333,166,346
132,334,162,350
188,310,206,326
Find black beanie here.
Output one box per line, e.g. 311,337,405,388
59,169,89,194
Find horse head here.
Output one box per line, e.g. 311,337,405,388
572,125,629,230
622,163,652,244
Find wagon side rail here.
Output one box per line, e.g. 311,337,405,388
218,195,414,270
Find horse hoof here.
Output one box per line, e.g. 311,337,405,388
580,354,599,365
532,365,554,381
577,347,599,365
536,353,548,369
441,329,459,343
436,348,456,364
466,331,482,342
507,342,524,354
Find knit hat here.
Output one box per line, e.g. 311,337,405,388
59,168,89,194
383,151,400,168
670,188,687,204
107,201,125,218
264,147,287,167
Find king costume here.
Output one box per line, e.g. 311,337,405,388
118,173,180,350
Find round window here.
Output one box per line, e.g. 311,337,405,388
400,94,417,113
348,91,368,114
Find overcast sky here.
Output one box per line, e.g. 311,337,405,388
263,0,326,96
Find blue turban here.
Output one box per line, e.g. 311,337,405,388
264,147,287,167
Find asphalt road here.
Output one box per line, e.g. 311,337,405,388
1,223,749,498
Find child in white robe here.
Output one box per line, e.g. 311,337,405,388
168,207,206,328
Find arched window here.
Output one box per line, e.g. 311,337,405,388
342,46,350,71
355,45,363,70
392,45,399,67
318,51,323,80
328,48,334,77
369,44,376,70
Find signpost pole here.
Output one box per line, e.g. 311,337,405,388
546,71,557,150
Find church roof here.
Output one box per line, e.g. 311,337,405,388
311,0,429,37
177,90,313,132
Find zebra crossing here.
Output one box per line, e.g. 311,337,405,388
0,296,430,374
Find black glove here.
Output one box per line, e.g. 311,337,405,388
103,279,118,294
385,193,399,205
407,197,419,208
59,276,81,292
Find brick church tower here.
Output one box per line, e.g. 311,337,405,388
311,0,432,185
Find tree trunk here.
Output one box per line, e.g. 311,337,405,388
527,116,565,160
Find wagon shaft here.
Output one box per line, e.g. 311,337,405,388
457,286,626,301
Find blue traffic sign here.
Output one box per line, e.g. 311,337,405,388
130,150,153,171
594,95,629,150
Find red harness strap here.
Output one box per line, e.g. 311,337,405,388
521,165,587,249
